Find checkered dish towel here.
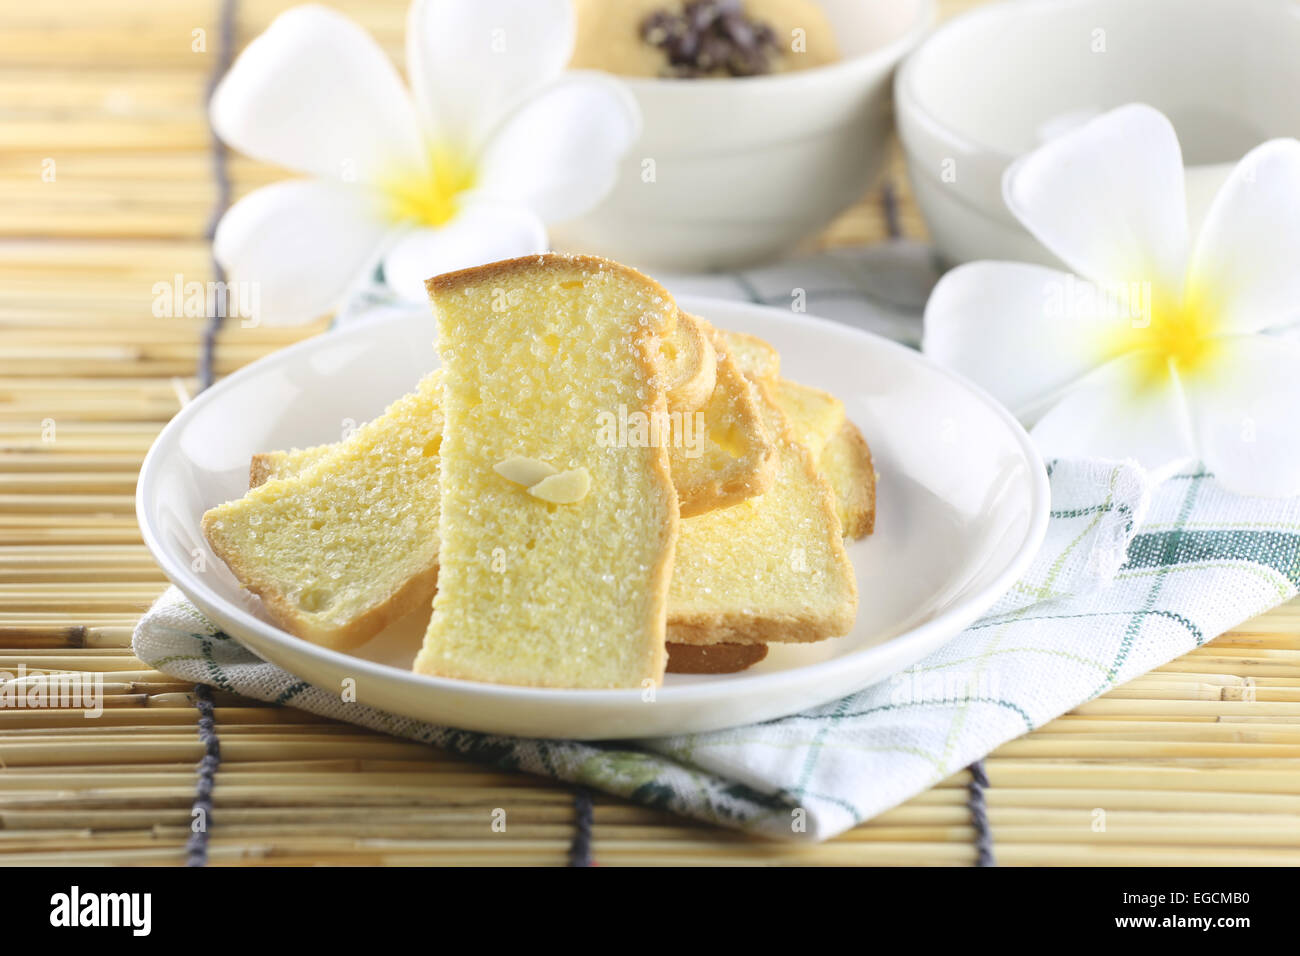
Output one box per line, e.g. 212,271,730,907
134,243,1300,842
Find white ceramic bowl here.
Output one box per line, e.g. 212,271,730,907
896,0,1300,267
553,0,935,272
137,296,1048,739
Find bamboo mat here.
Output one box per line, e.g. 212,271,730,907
2,0,1299,866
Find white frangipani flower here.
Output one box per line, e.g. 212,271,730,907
924,104,1300,497
210,0,639,325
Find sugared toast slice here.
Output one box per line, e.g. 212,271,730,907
667,381,858,646
768,379,844,455
669,327,777,517
201,371,444,649
821,420,876,538
660,311,716,413
717,328,780,382
416,254,679,688
765,377,875,540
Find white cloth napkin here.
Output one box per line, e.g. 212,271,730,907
134,243,1300,841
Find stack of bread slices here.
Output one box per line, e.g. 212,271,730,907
202,254,874,689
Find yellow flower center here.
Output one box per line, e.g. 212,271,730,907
378,146,476,227
1101,283,1224,390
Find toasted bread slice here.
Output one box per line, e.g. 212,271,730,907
768,379,845,457
669,329,777,517
660,312,716,413
822,419,876,538
250,446,329,488
416,254,679,689
667,380,858,646
716,328,780,382
201,371,444,650
765,377,875,540
720,323,874,541
666,642,769,674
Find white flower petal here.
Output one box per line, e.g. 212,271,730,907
214,180,391,326
472,73,640,223
381,201,548,301
406,0,575,149
922,261,1129,419
211,5,425,183
1030,354,1196,475
1003,104,1189,293
1187,139,1300,335
1184,335,1300,497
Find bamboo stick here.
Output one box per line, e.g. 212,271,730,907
0,785,571,812
0,455,144,472
0,806,582,831
0,624,134,647
839,824,1300,846
0,584,166,597
0,615,143,627
0,546,155,557
1074,698,1300,717
0,671,174,686
980,759,1300,792
0,708,313,729
1124,671,1300,686
597,844,1300,867
0,599,152,611
1151,658,1300,678
0,712,293,731
1182,645,1300,660
0,646,136,656
0,570,166,585
0,738,441,766
0,476,141,493
0,154,276,186
1032,719,1300,741
868,805,1300,830
0,359,245,376
993,738,1300,759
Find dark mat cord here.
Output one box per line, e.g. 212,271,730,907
881,180,903,241
569,788,596,867
967,759,996,867
185,683,221,867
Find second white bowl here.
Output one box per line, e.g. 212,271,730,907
896,0,1300,267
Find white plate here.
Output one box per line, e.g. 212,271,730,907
137,297,1049,739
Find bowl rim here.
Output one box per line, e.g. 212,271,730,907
619,0,937,95
896,0,1300,166
897,0,1068,165
136,293,1051,708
